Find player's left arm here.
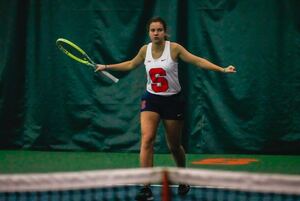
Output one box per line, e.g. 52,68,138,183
174,43,236,73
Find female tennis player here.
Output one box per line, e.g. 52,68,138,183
96,17,236,201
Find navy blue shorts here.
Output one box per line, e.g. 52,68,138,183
140,91,185,120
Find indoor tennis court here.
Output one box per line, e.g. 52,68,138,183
1,151,300,200
1,0,299,201
1,150,300,175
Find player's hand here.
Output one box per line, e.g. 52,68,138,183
224,65,236,73
95,64,107,72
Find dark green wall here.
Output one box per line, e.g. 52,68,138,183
0,0,299,154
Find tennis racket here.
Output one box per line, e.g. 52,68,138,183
56,38,119,83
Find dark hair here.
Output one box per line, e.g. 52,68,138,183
147,17,169,40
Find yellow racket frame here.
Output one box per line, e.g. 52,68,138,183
56,38,92,65
56,38,119,83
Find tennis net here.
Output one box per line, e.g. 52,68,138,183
1,167,300,201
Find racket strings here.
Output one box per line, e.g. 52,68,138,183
58,42,88,61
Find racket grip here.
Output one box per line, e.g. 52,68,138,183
101,70,119,83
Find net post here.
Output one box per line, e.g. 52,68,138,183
162,170,171,201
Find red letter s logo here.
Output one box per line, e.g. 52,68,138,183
149,68,169,92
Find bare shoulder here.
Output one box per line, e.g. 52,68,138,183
170,42,184,60
138,45,147,58
141,44,147,50
170,42,185,52
170,42,180,49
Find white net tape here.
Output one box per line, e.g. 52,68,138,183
167,168,300,195
1,167,300,195
0,168,162,192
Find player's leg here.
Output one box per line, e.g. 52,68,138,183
136,111,160,201
163,119,190,195
163,119,186,167
140,111,160,167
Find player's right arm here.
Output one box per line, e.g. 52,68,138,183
95,45,147,72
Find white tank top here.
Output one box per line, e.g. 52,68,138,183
144,41,181,96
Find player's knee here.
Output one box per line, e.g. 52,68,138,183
141,133,155,148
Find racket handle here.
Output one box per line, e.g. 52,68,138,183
101,70,119,83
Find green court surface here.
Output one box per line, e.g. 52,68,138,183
0,150,299,175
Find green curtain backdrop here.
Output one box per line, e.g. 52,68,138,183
0,0,299,154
